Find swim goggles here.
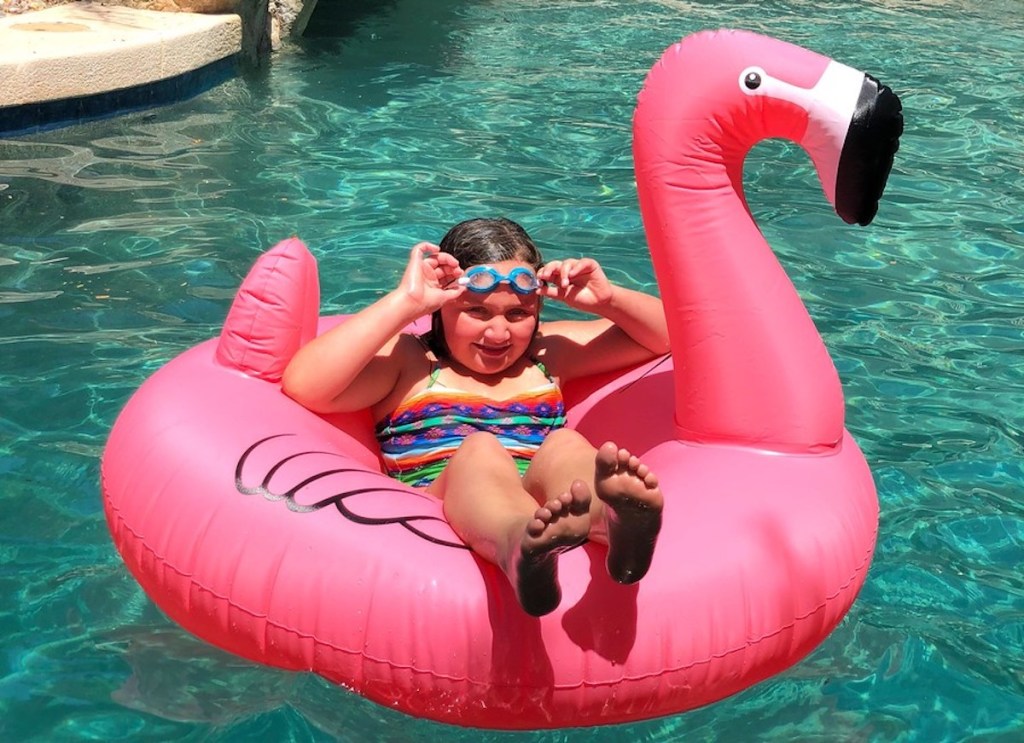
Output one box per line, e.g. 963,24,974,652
456,265,542,294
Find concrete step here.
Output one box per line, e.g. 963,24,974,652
1,2,241,133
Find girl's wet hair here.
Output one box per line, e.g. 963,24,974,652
438,217,543,270
425,217,543,358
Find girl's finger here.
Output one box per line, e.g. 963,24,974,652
413,242,441,263
438,269,463,286
435,251,461,268
570,258,595,277
541,281,567,299
436,282,467,303
560,260,577,286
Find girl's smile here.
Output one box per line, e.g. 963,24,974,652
476,342,512,355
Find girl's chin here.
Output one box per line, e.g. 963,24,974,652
474,354,512,370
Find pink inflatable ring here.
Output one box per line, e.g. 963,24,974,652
102,29,902,729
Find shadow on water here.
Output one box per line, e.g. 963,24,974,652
297,0,473,66
266,0,480,112
302,0,402,38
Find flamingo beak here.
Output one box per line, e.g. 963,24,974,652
835,75,904,226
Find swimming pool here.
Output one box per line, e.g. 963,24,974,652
1,0,1022,739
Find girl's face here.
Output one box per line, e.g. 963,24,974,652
440,260,540,375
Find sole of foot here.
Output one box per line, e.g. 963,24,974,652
595,442,664,584
514,480,592,616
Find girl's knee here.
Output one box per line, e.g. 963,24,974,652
458,431,506,456
522,428,594,495
449,431,517,470
446,431,520,482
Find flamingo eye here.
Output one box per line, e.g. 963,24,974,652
739,66,765,94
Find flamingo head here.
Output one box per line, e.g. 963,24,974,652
635,29,903,226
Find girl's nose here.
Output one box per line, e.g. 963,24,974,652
483,318,511,341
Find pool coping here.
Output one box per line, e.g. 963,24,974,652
0,2,241,134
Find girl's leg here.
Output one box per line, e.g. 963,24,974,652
523,429,664,584
430,431,591,616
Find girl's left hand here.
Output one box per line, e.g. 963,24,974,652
537,258,613,311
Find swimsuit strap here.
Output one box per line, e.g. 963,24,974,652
426,361,442,388
530,356,556,383
412,333,443,388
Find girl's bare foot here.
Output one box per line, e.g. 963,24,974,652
594,442,664,584
509,480,592,616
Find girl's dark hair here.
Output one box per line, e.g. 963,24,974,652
425,217,544,358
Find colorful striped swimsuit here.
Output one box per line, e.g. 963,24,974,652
375,359,567,488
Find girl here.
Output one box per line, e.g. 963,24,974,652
283,218,669,616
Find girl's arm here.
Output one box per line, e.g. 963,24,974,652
537,258,669,382
282,243,464,413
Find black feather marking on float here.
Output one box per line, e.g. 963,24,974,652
235,434,470,550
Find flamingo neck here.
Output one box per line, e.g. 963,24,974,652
635,123,844,452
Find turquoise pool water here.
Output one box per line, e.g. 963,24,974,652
2,0,1022,739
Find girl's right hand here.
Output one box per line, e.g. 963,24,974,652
398,242,465,315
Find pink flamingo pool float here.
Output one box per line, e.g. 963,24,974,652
102,29,903,728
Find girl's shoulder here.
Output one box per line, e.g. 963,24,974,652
538,317,614,345
390,331,435,360
532,318,613,379
534,318,656,384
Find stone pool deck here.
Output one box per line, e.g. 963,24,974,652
0,2,241,134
